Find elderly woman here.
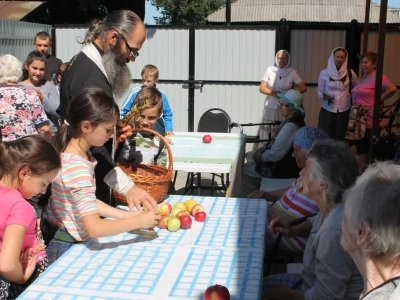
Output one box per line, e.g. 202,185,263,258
350,52,397,172
342,162,400,299
263,139,363,300
259,50,307,140
318,47,359,140
241,89,305,197
0,54,51,141
249,127,330,253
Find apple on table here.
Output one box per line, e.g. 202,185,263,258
204,284,230,300
202,134,212,143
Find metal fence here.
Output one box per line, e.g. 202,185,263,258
0,19,52,62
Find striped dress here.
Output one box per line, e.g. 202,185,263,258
267,176,319,252
47,153,99,241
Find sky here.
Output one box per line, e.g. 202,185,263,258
144,0,400,25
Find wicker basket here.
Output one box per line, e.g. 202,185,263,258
112,127,173,203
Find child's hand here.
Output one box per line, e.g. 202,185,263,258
116,123,134,145
137,210,161,230
122,210,141,219
165,131,174,136
20,248,38,282
35,89,44,103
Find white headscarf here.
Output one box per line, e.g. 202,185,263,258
327,47,348,80
271,50,293,78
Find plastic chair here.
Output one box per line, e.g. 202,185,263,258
183,108,242,195
263,213,317,276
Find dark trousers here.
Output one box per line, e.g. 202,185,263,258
318,108,350,141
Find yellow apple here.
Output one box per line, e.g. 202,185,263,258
173,202,188,211
158,203,172,216
185,199,198,213
172,207,183,217
176,210,190,218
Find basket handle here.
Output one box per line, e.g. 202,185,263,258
116,126,173,172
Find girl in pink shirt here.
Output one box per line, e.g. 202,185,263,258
0,135,61,299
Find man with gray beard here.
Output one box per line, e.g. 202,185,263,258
59,10,157,212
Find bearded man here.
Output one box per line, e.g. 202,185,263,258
59,10,157,212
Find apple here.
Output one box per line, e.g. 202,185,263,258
158,203,172,216
173,202,188,211
167,217,181,232
158,215,170,229
204,284,230,300
194,211,207,222
176,210,190,218
179,214,192,229
185,199,198,213
202,134,212,143
191,204,205,216
172,207,183,217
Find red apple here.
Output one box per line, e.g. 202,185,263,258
202,134,212,143
179,214,192,229
158,216,170,229
204,284,230,300
191,204,205,216
195,211,207,222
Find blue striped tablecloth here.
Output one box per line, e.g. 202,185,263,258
18,195,267,300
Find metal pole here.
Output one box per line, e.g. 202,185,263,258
226,0,231,25
362,0,371,53
370,0,388,162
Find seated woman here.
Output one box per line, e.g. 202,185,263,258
249,126,330,253
263,139,363,300
342,162,400,299
0,54,51,141
241,89,306,197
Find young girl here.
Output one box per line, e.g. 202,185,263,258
20,50,60,131
0,135,61,299
42,87,160,265
117,86,168,166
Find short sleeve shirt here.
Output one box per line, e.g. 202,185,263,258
47,153,99,241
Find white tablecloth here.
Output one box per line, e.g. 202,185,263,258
18,195,267,300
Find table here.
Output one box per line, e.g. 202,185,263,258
18,195,267,300
168,132,247,197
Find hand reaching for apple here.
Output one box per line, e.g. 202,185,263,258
137,209,161,230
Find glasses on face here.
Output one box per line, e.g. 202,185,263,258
119,34,139,58
278,102,291,108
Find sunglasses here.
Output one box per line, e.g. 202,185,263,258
119,34,139,58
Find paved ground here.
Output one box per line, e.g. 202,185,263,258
172,170,226,197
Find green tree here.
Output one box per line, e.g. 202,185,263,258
150,0,224,25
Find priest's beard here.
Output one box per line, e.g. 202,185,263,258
102,44,132,98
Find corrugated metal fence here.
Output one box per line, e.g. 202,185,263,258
0,19,52,62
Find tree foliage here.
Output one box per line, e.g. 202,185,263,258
150,0,224,25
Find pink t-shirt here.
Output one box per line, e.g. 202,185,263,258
0,185,45,261
351,74,390,128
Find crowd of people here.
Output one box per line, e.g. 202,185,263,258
0,8,400,300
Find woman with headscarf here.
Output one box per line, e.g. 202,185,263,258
317,47,359,141
259,50,307,140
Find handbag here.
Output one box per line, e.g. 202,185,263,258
345,104,370,140
256,161,277,178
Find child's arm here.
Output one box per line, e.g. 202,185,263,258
120,89,140,119
95,199,140,219
161,93,174,134
0,225,37,284
81,210,160,238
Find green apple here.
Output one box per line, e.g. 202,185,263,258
167,217,181,232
